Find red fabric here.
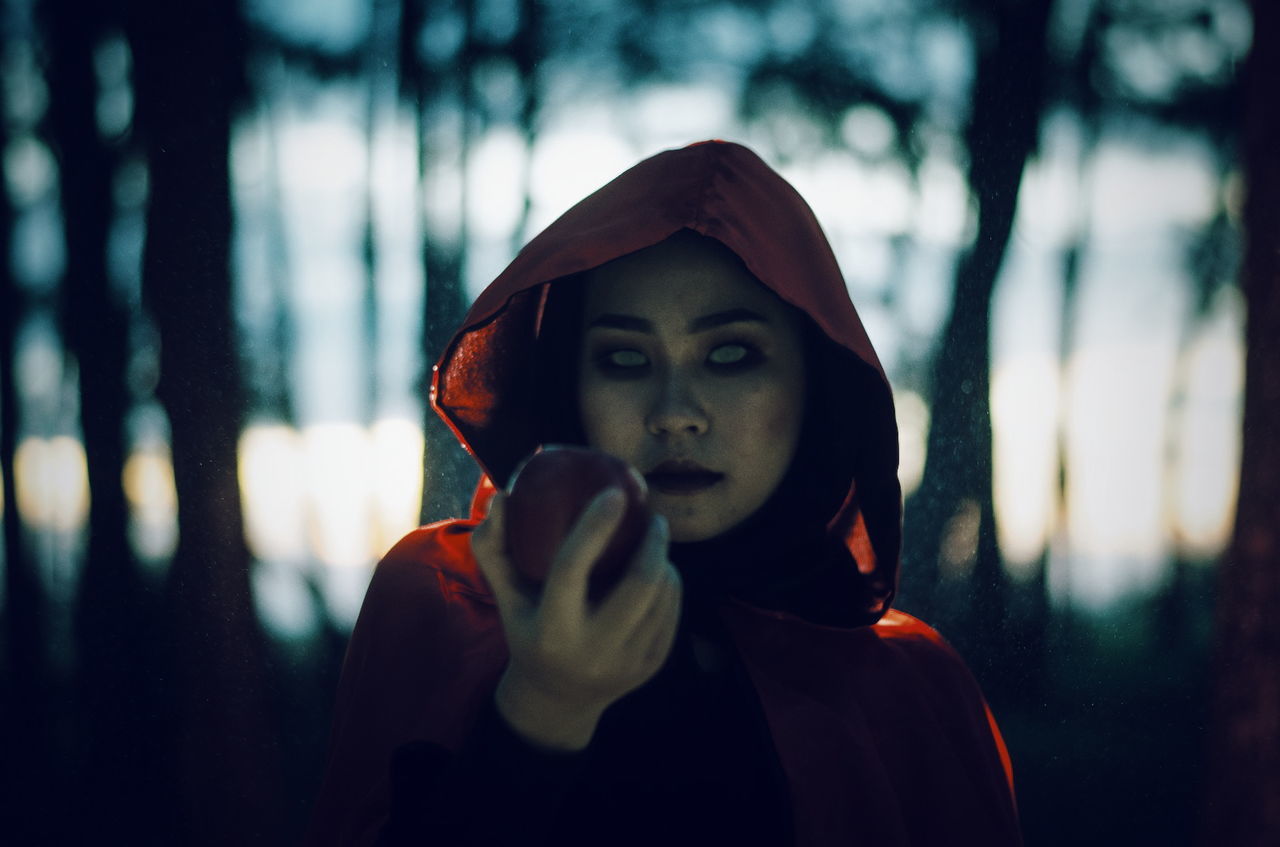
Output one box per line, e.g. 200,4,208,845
306,141,1021,845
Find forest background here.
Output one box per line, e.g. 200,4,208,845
2,0,1277,844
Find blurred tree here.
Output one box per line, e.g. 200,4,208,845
236,55,299,426
510,0,545,250
403,0,479,523
256,98,301,425
900,0,1055,669
43,0,167,840
1016,0,1246,676
0,57,54,846
1204,0,1280,841
126,0,286,842
362,0,398,423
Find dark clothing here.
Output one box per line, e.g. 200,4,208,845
380,607,793,847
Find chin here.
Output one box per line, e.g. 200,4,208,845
662,510,739,544
669,526,713,544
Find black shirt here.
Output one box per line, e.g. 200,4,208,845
379,604,794,847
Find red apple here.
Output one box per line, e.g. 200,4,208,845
504,445,651,602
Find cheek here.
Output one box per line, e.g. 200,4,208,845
775,358,808,447
749,370,805,438
744,375,806,477
731,382,802,455
578,379,633,451
578,391,607,446
765,402,796,440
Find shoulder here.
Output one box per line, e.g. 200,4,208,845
344,520,497,670
871,608,961,654
869,609,987,699
336,518,506,727
309,520,507,844
725,603,1018,813
870,610,1017,800
366,518,495,608
725,603,989,713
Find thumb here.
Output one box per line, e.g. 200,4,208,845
472,492,528,613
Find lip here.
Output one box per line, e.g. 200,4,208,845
644,460,725,495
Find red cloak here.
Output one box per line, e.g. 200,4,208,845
306,141,1021,845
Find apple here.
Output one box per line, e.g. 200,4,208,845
504,445,651,602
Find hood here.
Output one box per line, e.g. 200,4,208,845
431,140,901,624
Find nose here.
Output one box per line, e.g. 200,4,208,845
646,371,708,437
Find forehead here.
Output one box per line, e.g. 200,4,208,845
582,234,791,325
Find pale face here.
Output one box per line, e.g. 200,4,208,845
577,233,807,542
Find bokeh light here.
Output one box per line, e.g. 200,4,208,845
14,435,89,533
122,441,178,563
992,353,1062,574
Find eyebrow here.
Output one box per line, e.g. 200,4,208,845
586,307,771,334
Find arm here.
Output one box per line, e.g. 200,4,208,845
378,696,587,847
378,488,683,845
304,526,504,846
470,488,682,752
308,487,682,846
879,612,1021,828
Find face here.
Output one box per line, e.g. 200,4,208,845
577,233,807,542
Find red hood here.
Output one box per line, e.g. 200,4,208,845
431,140,901,623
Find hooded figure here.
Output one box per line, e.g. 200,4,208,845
306,141,1021,846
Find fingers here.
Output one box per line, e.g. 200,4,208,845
491,492,680,709
640,575,682,668
632,512,669,578
610,515,680,672
608,553,681,675
471,491,530,616
472,488,503,545
593,513,671,626
539,487,626,624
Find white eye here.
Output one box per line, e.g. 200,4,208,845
609,349,648,367
708,344,748,365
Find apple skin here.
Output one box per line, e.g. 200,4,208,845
504,445,651,602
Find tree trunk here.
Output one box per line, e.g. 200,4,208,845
362,0,397,424
127,0,285,842
900,0,1054,676
0,71,55,847
405,0,477,524
510,0,543,252
1203,0,1280,840
45,1,166,840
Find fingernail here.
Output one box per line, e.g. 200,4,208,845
595,487,624,512
627,465,648,496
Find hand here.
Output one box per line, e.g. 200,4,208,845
471,487,683,751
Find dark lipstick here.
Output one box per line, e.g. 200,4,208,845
644,460,724,495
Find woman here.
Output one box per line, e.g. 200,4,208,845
306,141,1021,846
